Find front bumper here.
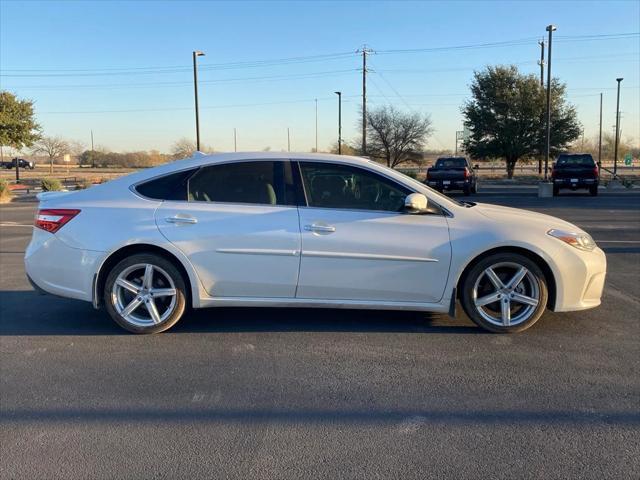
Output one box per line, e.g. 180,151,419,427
552,246,607,312
24,228,105,302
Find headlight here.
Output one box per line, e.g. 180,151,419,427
547,229,597,251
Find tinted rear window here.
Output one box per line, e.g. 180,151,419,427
135,169,195,200
435,158,466,168
556,155,595,166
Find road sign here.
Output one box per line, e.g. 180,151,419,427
63,154,71,163
624,153,632,166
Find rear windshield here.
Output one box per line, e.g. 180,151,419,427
435,158,466,168
556,154,595,166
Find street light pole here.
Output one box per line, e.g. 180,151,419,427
334,91,342,154
614,77,623,176
192,50,205,152
543,24,556,181
315,98,318,152
598,93,603,169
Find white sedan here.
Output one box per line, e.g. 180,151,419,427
25,152,606,334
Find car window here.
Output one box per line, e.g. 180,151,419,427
556,155,595,166
299,162,410,212
188,161,296,206
435,158,466,168
135,168,196,201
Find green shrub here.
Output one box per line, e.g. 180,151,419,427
41,178,63,192
0,178,11,202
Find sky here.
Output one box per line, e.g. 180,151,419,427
1,0,639,154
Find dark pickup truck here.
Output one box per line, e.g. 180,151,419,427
551,153,599,196
1,158,36,170
425,157,477,195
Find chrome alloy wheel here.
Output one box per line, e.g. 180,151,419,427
472,262,540,327
111,263,177,327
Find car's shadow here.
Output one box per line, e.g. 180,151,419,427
0,290,480,336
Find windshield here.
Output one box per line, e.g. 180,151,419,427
435,157,466,168
556,154,595,166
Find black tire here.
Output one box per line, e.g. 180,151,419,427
552,186,559,196
460,253,548,333
471,183,478,194
463,186,471,196
104,253,187,334
589,185,598,196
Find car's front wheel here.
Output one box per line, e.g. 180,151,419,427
104,253,187,333
460,253,548,333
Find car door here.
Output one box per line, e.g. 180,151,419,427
154,160,301,298
295,161,451,303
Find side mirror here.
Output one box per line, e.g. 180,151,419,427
404,193,428,213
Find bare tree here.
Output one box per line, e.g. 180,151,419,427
363,105,433,168
171,138,213,160
32,136,70,174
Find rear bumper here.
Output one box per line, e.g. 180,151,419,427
553,178,598,189
24,229,105,302
426,179,473,190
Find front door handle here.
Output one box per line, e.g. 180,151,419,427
304,223,336,233
165,215,198,225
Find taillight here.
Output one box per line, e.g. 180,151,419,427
551,166,555,179
35,209,80,233
464,167,470,179
593,165,599,177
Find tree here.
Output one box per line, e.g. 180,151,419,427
171,138,213,160
32,136,70,174
462,66,581,178
0,91,40,160
362,105,433,168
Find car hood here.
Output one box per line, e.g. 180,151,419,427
473,202,584,233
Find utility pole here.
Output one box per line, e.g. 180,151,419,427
538,38,545,175
90,129,95,168
334,91,342,154
233,128,237,152
537,39,545,88
287,128,291,152
192,50,205,151
544,25,556,181
357,46,373,156
315,98,318,152
614,77,623,175
598,93,602,168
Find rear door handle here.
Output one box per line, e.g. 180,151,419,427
165,215,198,224
304,224,336,233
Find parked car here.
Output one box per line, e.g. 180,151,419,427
25,152,606,334
1,158,36,170
425,156,477,195
551,153,599,196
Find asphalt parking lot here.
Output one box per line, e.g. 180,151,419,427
1,186,639,479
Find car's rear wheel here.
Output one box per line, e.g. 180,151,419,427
463,186,471,196
104,253,187,334
589,184,598,196
552,185,559,196
460,253,548,333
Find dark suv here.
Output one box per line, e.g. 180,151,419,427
551,153,599,196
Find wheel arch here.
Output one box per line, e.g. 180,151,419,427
94,243,199,309
455,246,557,310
